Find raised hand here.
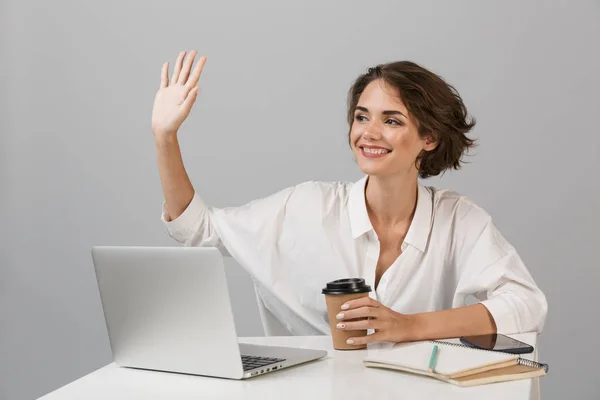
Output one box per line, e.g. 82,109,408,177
151,50,206,140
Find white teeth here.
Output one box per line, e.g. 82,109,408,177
363,147,389,155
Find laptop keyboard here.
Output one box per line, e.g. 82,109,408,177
241,355,286,371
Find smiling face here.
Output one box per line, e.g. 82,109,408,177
349,79,437,178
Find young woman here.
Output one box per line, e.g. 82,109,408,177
152,50,547,347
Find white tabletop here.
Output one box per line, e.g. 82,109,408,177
40,333,540,400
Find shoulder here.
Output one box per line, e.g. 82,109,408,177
284,180,353,216
426,185,493,238
427,186,490,221
426,185,514,254
427,187,487,257
288,180,352,202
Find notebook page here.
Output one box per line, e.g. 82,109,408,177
364,341,518,376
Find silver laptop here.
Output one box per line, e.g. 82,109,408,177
91,246,327,379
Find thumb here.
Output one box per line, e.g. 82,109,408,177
181,86,200,113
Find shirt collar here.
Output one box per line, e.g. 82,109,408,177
348,175,433,252
348,175,373,239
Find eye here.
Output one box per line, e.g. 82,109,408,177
386,118,402,126
354,114,367,122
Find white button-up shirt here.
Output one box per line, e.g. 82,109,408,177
161,176,547,336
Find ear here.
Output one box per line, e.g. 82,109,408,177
423,134,438,152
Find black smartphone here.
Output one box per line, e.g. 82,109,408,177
459,333,534,354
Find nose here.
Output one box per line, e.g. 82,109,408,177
363,120,383,140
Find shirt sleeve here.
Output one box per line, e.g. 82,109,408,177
453,206,548,334
161,192,224,249
160,185,298,276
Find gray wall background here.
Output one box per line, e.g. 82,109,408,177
1,0,598,399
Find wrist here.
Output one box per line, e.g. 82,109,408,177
406,313,429,342
154,132,179,148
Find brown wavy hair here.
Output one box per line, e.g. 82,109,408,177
347,61,476,179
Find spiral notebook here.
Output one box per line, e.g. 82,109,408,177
363,339,548,387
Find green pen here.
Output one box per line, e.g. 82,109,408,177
428,344,439,373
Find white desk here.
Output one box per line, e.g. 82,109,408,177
40,333,541,400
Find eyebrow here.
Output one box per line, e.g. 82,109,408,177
355,106,406,118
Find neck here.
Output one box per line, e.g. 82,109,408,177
364,173,419,228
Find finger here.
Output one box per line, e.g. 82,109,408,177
185,56,207,90
180,86,200,114
347,332,386,346
160,62,169,88
170,51,186,85
337,318,379,331
341,296,380,311
177,50,197,85
337,306,379,321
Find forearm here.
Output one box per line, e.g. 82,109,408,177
409,304,497,341
155,135,195,221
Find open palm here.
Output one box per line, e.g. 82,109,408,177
152,50,206,138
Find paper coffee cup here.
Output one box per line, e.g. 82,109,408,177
322,278,372,350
